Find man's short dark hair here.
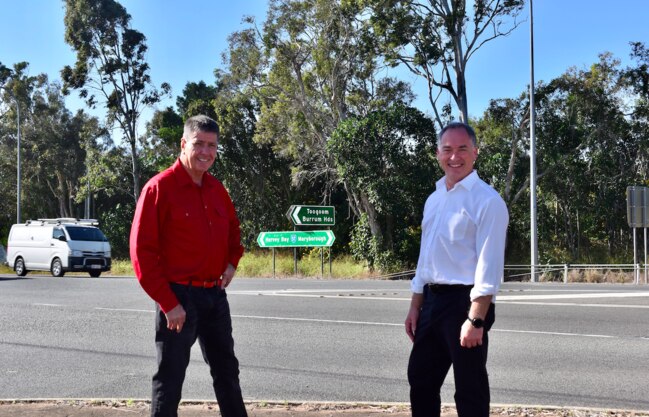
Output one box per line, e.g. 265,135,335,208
438,122,477,148
184,115,219,137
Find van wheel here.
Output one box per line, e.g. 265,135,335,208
51,258,65,277
89,271,101,278
14,257,28,277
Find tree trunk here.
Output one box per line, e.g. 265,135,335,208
128,126,140,203
359,191,383,242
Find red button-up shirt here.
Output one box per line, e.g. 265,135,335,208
129,159,244,313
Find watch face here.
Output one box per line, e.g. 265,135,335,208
470,317,484,328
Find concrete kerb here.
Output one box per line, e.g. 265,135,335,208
1,400,649,417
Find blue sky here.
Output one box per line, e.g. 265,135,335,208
2,0,648,128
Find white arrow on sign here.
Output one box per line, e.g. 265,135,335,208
291,205,303,225
325,230,335,246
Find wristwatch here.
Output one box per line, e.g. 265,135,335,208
467,316,484,329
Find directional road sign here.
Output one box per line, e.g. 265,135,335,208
257,230,336,248
286,205,335,226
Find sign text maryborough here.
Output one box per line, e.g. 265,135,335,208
257,230,335,248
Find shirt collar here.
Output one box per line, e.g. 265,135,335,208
172,158,214,188
437,170,479,192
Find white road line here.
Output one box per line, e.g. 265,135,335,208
493,329,616,339
95,307,154,313
498,292,649,301
498,301,649,308
230,290,649,304
233,315,646,340
32,303,66,307
231,289,406,294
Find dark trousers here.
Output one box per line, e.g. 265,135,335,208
151,284,247,417
407,286,495,417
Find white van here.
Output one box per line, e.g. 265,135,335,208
6,218,112,278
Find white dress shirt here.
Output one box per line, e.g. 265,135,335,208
411,170,509,302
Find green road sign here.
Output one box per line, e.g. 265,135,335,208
257,230,335,248
286,205,335,226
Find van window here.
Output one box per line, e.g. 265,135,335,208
65,226,108,242
53,227,65,240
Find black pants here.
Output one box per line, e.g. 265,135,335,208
407,286,495,417
151,284,247,417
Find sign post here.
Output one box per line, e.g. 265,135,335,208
627,186,648,284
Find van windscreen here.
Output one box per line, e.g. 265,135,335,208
65,226,108,242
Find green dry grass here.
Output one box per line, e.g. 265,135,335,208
1,252,374,279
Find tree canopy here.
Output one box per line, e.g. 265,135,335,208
61,0,170,202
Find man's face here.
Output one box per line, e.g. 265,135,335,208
180,130,218,178
436,127,478,189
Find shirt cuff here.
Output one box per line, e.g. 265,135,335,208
410,276,425,294
470,284,498,302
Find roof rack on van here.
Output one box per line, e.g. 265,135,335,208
28,218,100,226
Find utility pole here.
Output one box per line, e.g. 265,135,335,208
529,0,538,282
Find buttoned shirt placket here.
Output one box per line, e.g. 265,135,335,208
423,186,449,285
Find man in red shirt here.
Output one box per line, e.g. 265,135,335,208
130,115,247,417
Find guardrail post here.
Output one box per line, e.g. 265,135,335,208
564,264,568,283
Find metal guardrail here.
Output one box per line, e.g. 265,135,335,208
378,264,648,284
505,264,647,284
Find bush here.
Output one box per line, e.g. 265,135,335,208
348,213,409,273
584,269,604,283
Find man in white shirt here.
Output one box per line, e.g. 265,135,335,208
405,122,509,417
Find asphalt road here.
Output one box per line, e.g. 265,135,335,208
1,275,648,410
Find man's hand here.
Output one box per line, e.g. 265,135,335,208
460,295,492,348
221,263,236,289
405,308,420,342
460,319,484,348
165,304,186,333
405,293,424,342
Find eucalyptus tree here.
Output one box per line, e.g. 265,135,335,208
29,83,89,217
478,54,636,262
61,0,170,202
176,81,218,120
225,0,413,206
0,62,50,224
474,95,531,261
536,54,636,260
142,106,184,175
0,61,21,236
369,0,525,127
211,87,295,248
624,41,649,182
329,103,439,270
474,51,644,263
1,62,106,225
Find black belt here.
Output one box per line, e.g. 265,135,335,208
426,283,473,293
